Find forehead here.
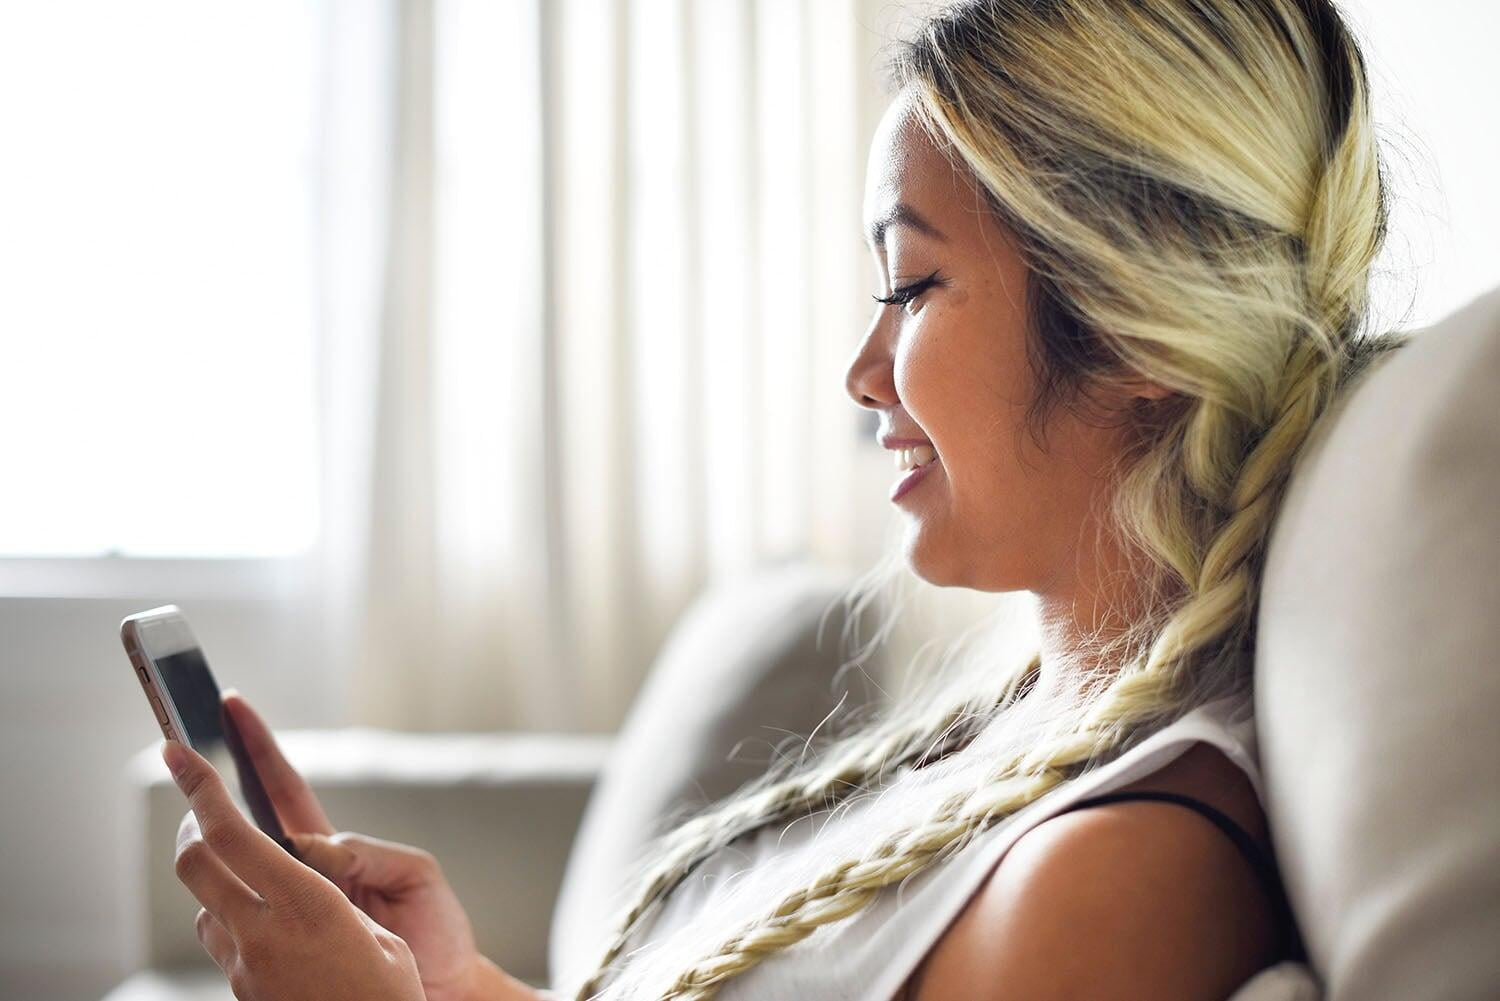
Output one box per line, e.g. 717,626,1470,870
862,91,978,247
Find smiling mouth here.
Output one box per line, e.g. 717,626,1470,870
894,444,938,472
891,453,940,502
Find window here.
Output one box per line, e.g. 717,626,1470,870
0,1,320,558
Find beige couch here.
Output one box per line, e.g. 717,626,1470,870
105,286,1500,1000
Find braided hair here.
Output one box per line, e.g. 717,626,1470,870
570,2,1409,996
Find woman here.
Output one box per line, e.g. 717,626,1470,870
163,1,1410,998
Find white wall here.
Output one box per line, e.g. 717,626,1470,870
1344,0,1500,329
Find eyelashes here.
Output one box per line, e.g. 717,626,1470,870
872,269,948,308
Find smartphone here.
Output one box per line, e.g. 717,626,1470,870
120,604,294,854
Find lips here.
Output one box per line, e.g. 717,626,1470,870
878,434,934,450
890,455,938,503
879,433,940,502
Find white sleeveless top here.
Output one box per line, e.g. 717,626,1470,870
557,693,1320,1001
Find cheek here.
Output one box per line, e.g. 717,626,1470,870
895,315,1045,542
894,316,1011,476
891,317,962,424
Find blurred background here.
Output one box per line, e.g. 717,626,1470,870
0,1,1494,998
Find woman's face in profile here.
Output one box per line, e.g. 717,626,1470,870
845,91,1160,596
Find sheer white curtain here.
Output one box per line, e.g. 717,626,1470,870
309,0,913,735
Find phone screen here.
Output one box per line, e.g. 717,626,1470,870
131,618,294,855
155,647,225,747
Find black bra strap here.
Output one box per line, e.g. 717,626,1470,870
1057,790,1306,962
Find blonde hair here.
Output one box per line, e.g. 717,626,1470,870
572,1,1410,996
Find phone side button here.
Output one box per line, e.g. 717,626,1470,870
148,696,170,727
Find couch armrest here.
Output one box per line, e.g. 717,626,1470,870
126,730,611,987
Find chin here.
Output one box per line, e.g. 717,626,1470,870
901,519,965,588
902,520,1022,593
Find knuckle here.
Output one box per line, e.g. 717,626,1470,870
174,839,208,881
200,815,243,855
176,762,211,801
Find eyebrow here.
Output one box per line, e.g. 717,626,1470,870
865,202,947,248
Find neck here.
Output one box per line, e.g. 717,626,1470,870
1030,526,1169,703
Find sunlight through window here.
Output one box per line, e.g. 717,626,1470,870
0,1,320,557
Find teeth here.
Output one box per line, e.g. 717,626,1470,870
894,444,937,472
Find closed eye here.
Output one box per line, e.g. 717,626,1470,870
872,270,947,307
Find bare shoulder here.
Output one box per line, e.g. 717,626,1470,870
906,742,1277,1001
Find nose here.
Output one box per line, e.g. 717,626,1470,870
844,317,897,412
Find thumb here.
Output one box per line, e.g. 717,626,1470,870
289,831,360,885
291,830,439,896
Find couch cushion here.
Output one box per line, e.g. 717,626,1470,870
548,561,881,990
1256,286,1500,1000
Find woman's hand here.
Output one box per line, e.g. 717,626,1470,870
218,693,527,1001
165,738,425,1001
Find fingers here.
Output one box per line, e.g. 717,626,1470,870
222,690,335,836
288,831,360,893
291,830,440,896
164,740,302,902
195,906,237,973
176,810,263,929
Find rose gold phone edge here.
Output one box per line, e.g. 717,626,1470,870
120,603,193,742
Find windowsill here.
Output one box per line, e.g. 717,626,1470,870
0,554,314,601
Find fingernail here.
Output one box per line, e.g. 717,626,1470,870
162,740,189,779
